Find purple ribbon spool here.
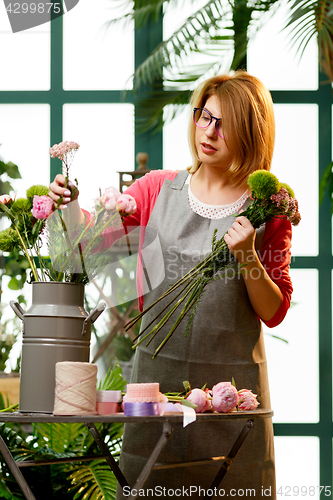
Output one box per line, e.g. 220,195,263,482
124,402,159,416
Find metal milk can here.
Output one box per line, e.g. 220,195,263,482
10,282,105,413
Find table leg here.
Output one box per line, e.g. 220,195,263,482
205,419,255,499
0,434,36,500
127,421,173,500
85,422,129,489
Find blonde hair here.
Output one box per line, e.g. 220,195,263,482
188,71,275,186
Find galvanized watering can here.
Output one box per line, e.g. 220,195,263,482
10,282,106,413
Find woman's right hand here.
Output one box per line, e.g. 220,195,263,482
49,174,79,209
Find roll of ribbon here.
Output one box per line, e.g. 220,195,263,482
54,361,97,415
124,402,159,416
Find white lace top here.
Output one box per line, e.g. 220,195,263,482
187,177,249,220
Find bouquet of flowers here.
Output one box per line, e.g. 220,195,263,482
126,170,301,358
0,142,137,284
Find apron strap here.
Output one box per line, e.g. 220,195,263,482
170,170,189,190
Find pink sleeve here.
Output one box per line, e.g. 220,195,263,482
259,218,293,328
123,169,179,228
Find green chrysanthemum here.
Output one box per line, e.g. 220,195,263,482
11,198,32,215
26,184,49,199
279,183,295,198
247,170,280,199
0,228,20,252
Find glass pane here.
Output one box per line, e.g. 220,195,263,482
63,0,134,90
247,1,318,90
163,106,193,171
275,437,320,497
0,105,50,195
63,104,135,209
265,269,319,423
0,3,50,90
272,104,318,256
0,105,50,370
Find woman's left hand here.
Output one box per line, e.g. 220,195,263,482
224,216,255,264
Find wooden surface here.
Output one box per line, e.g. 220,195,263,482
0,376,20,406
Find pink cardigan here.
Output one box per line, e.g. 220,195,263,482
86,169,293,328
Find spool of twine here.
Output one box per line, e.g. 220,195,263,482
54,362,97,415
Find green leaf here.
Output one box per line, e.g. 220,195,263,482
231,377,237,388
98,363,127,391
4,161,21,180
69,461,117,500
182,399,197,409
0,181,14,194
183,380,191,392
7,277,21,290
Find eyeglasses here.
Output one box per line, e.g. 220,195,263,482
193,107,225,139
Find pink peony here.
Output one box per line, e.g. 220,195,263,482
31,195,54,219
99,186,121,211
212,382,239,413
0,195,12,204
237,389,259,411
186,388,210,413
116,194,137,216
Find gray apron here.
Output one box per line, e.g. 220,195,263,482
117,171,276,499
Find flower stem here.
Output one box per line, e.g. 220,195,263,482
13,225,39,282
132,280,199,350
132,280,193,341
152,281,202,358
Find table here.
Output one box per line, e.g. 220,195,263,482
0,409,273,500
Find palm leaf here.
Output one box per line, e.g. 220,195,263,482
133,0,233,88
285,0,333,72
33,422,86,453
69,460,118,500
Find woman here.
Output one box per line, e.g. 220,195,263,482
49,71,292,499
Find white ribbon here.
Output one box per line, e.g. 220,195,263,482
175,403,197,427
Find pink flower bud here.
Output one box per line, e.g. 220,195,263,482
212,382,239,413
99,187,121,211
116,194,137,216
237,389,259,411
186,388,210,413
31,195,54,219
0,195,12,205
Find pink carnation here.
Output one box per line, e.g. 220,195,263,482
116,194,137,216
99,186,121,211
0,195,12,204
31,195,54,219
237,389,259,411
186,388,210,413
212,382,239,413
